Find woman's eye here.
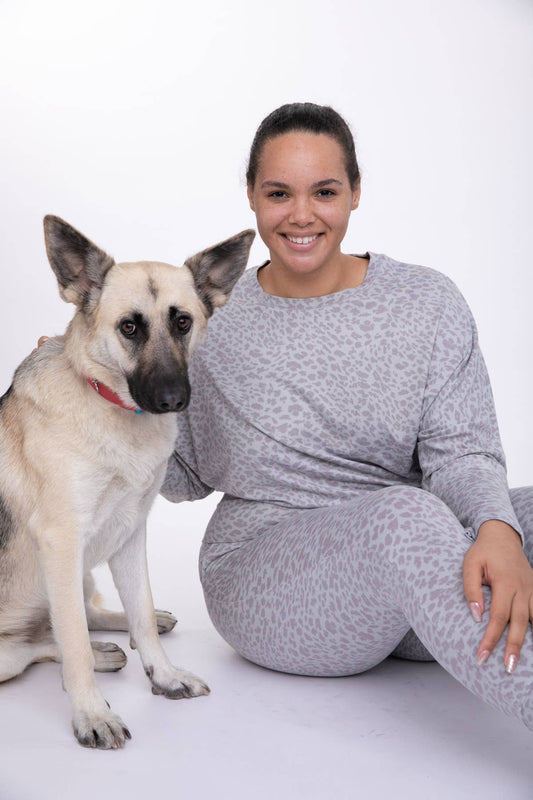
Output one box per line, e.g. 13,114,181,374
176,316,192,334
268,191,287,199
317,189,335,197
120,320,136,336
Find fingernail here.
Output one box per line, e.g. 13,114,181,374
469,602,482,623
477,650,490,666
505,654,518,675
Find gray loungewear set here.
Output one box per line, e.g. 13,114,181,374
162,253,533,729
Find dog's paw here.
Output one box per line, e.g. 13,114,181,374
91,641,128,672
154,609,177,635
72,708,132,750
146,665,210,699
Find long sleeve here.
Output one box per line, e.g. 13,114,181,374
418,280,523,542
160,408,214,503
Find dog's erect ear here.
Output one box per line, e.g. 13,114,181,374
184,229,255,314
43,215,115,307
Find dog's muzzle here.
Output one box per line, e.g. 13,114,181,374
127,372,191,415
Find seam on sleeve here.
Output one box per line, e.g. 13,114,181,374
422,451,506,484
419,300,476,423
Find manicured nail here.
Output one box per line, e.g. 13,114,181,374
505,654,518,675
469,602,482,623
477,650,490,666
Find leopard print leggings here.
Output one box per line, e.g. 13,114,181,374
200,485,533,730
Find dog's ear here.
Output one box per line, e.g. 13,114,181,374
43,215,115,307
184,229,255,314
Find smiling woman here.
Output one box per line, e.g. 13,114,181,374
246,105,366,298
248,133,366,297
162,101,533,733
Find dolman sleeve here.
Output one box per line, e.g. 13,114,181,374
160,409,214,503
418,279,523,543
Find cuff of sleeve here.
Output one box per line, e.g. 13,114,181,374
471,513,524,547
160,452,213,503
423,454,524,546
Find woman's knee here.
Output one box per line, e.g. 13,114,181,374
363,484,464,539
355,486,469,593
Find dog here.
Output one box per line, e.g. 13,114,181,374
0,216,254,748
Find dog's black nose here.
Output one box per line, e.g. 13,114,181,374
127,372,191,415
153,382,190,413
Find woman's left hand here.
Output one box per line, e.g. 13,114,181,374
463,520,533,673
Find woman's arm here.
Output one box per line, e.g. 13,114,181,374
160,445,214,503
160,409,214,503
417,280,533,670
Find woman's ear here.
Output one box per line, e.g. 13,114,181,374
351,183,361,211
247,184,255,212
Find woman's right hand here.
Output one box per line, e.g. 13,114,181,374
463,520,533,673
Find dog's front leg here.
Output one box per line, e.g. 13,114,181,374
109,525,210,699
39,526,131,748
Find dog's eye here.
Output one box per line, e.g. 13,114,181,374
120,320,137,337
176,316,192,334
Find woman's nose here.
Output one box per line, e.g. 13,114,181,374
288,196,315,226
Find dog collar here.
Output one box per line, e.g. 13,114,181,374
86,378,144,414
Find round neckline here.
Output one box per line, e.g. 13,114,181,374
250,253,376,304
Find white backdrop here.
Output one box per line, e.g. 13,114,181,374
1,0,532,486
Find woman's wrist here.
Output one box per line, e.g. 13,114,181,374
477,519,522,544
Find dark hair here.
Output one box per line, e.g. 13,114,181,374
246,102,360,190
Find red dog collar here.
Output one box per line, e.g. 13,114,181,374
86,378,144,413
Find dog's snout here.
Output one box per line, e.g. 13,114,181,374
127,372,191,415
154,383,190,413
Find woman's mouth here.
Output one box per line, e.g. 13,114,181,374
283,233,322,249
285,234,319,244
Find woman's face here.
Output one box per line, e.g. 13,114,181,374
247,131,360,282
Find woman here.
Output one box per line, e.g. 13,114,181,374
162,103,533,729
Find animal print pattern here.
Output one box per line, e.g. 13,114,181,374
199,486,533,729
162,253,532,728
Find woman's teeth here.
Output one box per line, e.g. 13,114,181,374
286,235,318,244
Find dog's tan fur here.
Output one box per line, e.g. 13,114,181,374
0,216,254,748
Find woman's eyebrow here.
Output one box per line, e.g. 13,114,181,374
260,181,290,190
260,178,343,190
310,179,343,189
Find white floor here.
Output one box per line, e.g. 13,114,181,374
1,495,532,800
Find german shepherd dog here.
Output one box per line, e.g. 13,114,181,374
0,216,254,748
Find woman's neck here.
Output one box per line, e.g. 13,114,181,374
257,253,369,298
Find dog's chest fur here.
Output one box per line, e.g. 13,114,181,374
62,407,178,567
1,362,178,570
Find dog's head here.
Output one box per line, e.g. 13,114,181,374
43,216,254,414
